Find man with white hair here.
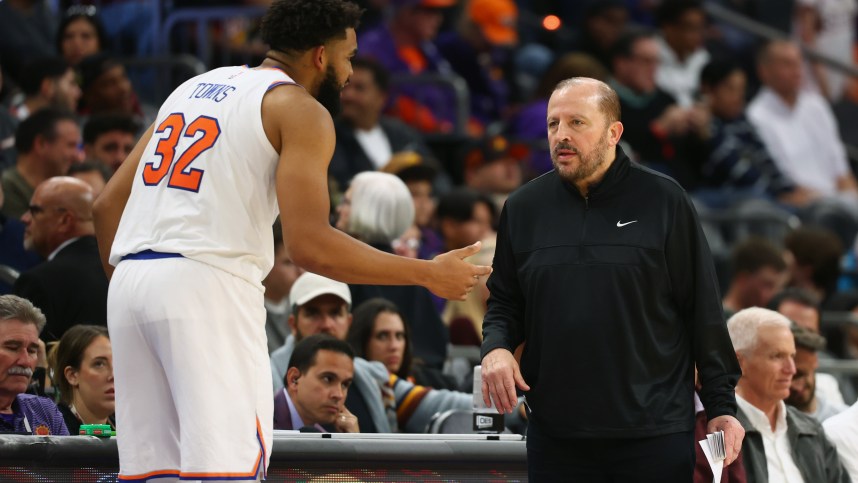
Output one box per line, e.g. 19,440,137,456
727,307,849,483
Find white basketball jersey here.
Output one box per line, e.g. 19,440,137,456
110,66,298,287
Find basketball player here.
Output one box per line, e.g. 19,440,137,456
92,1,489,480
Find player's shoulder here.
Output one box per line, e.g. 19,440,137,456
262,84,331,133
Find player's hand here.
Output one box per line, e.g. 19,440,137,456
335,406,359,433
707,415,745,467
481,348,529,414
428,241,492,300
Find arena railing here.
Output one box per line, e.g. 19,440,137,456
0,433,527,482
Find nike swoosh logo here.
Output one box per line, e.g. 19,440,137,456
616,220,638,227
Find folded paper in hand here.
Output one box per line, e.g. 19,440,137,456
698,430,726,483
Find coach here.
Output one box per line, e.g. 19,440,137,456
480,77,744,482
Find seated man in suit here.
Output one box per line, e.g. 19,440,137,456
274,334,359,433
13,176,108,341
727,307,849,483
329,57,433,189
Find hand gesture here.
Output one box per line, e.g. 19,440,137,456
481,348,530,414
335,406,359,433
428,241,492,300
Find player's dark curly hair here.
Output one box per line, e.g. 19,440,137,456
261,0,363,53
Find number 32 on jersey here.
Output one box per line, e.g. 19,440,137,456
142,113,221,192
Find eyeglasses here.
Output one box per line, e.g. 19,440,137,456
27,204,67,216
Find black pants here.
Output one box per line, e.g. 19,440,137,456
526,422,695,483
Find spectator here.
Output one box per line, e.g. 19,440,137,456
274,334,358,433
461,134,526,210
822,400,858,482
357,0,460,133
768,287,824,332
609,29,708,187
56,5,107,68
1,108,82,219
728,307,849,483
330,57,433,189
380,151,445,261
567,0,630,72
0,0,57,84
654,0,710,107
793,0,856,101
263,227,304,354
50,324,114,435
14,177,108,341
336,172,449,368
0,294,68,435
786,325,846,422
722,237,788,318
348,297,456,389
269,273,484,433
82,114,140,173
436,187,495,253
768,287,850,408
783,227,844,306
435,0,518,126
78,53,154,125
0,183,41,295
347,298,412,379
10,57,81,122
67,162,110,198
747,40,858,222
696,59,811,209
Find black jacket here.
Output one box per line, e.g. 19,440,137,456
482,146,740,439
329,116,432,188
14,235,108,341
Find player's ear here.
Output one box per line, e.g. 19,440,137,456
312,45,326,71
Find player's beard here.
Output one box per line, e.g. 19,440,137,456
317,65,343,117
551,128,611,185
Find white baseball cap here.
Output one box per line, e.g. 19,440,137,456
289,272,352,309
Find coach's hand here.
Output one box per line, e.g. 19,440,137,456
707,415,745,467
428,241,492,300
481,348,529,414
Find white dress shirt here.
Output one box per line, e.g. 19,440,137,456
737,394,806,483
822,400,858,483
747,87,849,195
655,36,710,107
354,125,393,169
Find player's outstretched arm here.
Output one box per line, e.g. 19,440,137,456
93,124,155,279
264,88,490,300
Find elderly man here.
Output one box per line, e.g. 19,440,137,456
0,294,68,435
274,334,358,433
14,177,107,341
727,307,849,483
482,77,743,481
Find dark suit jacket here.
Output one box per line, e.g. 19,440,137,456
13,235,108,341
329,116,432,188
273,389,296,431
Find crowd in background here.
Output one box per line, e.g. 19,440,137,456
2,0,858,480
